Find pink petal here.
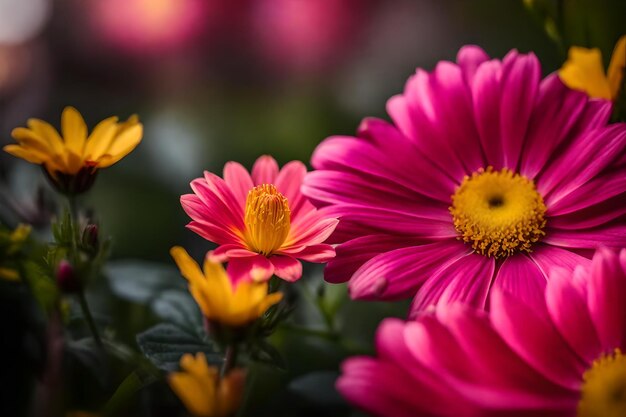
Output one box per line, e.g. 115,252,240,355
492,254,547,308
269,255,302,282
223,161,254,207
547,197,626,230
189,177,244,230
278,244,335,262
410,253,495,315
208,244,255,262
529,244,591,277
548,170,626,215
350,241,469,301
519,74,588,179
543,223,626,249
274,160,313,219
545,267,601,363
587,247,626,351
499,50,540,170
185,221,241,245
471,59,504,169
456,45,490,83
251,155,279,185
490,288,587,390
227,255,275,284
286,215,339,248
324,234,423,284
538,124,626,202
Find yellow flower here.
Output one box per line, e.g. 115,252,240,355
170,246,283,327
169,353,245,417
559,35,626,100
0,224,31,281
3,106,143,193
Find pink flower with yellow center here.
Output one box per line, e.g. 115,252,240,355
182,155,338,283
338,247,626,417
303,45,626,311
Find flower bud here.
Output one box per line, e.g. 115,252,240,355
56,260,81,293
82,224,99,252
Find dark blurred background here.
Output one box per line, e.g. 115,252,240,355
5,0,625,263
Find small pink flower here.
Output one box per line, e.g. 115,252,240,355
182,155,338,283
338,247,626,417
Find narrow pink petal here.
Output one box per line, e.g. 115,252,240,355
548,198,626,230
185,221,241,245
208,244,255,263
270,255,302,282
223,161,254,207
548,169,626,215
538,124,626,201
543,223,626,249
571,98,613,134
410,253,495,314
349,241,469,301
492,254,547,308
456,45,490,83
285,216,339,248
519,74,588,179
189,178,244,230
227,255,274,284
528,244,591,277
587,247,626,351
324,234,423,284
471,59,504,169
278,244,335,262
490,288,587,390
274,160,311,219
546,267,602,363
499,50,540,170
251,155,279,185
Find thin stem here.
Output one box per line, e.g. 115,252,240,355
78,289,102,347
221,344,238,376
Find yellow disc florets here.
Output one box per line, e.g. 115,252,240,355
449,167,546,258
244,184,291,255
578,349,626,417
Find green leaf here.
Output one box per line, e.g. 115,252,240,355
106,261,184,304
102,370,157,417
136,323,221,371
21,260,58,313
151,289,203,337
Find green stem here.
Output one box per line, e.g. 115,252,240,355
221,344,238,376
78,289,102,347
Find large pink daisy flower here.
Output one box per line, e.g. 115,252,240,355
302,45,626,311
338,247,626,417
181,155,338,283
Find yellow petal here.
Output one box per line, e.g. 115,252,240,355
0,267,20,281
84,116,119,161
3,144,48,164
61,106,88,156
170,353,218,417
559,46,612,100
27,118,65,154
255,292,283,317
202,258,233,314
170,246,205,284
11,127,55,154
97,123,143,168
608,35,626,100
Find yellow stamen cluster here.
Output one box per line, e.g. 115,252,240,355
450,167,546,258
244,184,291,256
578,349,626,417
169,352,245,417
170,246,282,327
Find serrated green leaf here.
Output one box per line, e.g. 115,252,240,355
106,261,184,304
136,323,221,371
150,289,203,337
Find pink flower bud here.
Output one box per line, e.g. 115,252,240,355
56,260,81,293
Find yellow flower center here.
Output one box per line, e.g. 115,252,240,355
578,349,626,417
244,184,291,255
449,167,546,258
